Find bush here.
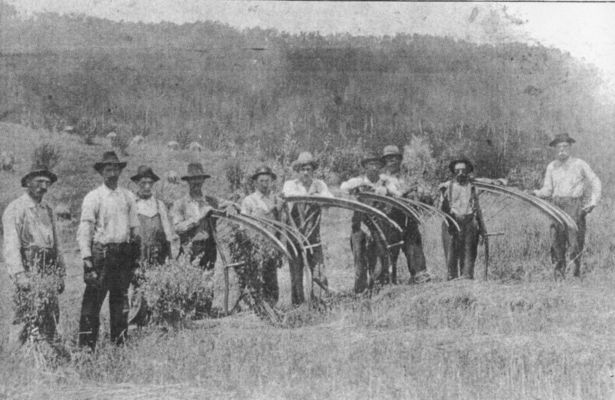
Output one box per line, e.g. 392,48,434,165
139,258,214,328
32,143,61,170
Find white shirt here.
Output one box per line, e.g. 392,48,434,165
340,176,388,196
241,191,279,219
534,157,601,206
133,194,179,257
2,193,64,276
77,184,139,258
282,178,333,198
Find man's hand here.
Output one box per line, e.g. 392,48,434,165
200,206,214,219
374,186,387,196
12,272,31,291
582,205,595,215
83,258,99,286
57,278,65,294
223,204,239,217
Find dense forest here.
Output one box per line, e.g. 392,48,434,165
0,4,613,184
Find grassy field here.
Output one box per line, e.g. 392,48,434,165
0,122,614,399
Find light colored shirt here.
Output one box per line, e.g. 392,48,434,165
170,195,218,243
340,175,388,195
440,180,479,217
282,178,334,198
2,193,64,277
379,172,408,197
449,181,473,216
134,194,180,257
77,184,139,258
534,157,601,207
241,191,279,220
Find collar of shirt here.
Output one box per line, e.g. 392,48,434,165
19,193,50,211
135,196,160,218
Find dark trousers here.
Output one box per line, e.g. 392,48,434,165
442,214,480,279
288,237,325,305
288,204,326,305
551,197,586,276
386,210,426,283
190,238,217,271
350,213,389,293
78,243,135,349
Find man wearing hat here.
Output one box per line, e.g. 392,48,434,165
439,158,486,280
77,151,141,349
380,144,430,284
2,163,65,344
170,162,219,270
340,153,391,293
240,166,284,304
129,166,179,326
131,166,179,266
282,152,333,304
532,133,601,277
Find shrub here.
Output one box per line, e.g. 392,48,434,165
139,258,214,328
32,143,61,170
175,128,193,150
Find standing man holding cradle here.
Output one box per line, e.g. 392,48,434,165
77,151,141,350
3,164,65,345
380,145,430,284
282,152,333,305
439,158,486,280
532,133,601,278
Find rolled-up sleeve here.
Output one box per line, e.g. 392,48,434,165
340,177,362,194
2,202,24,277
316,181,334,198
581,160,602,207
77,192,96,259
240,196,254,216
534,163,554,199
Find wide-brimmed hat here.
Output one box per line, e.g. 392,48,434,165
549,133,576,147
131,165,160,183
448,158,474,174
381,145,403,161
251,165,277,181
361,152,384,168
292,152,319,172
21,168,57,188
181,162,211,181
93,151,127,173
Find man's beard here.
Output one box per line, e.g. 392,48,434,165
456,175,469,184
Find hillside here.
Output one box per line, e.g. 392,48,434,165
0,6,613,188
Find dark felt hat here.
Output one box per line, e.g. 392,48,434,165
251,165,277,181
181,162,211,181
93,151,127,173
21,168,57,188
131,165,160,183
448,158,474,174
549,133,576,147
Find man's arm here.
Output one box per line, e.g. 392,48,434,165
340,177,364,194
581,160,601,210
77,193,96,259
170,199,205,234
533,163,554,198
2,202,24,277
316,180,334,198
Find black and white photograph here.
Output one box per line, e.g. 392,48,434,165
0,1,614,399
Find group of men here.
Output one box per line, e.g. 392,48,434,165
2,131,601,350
